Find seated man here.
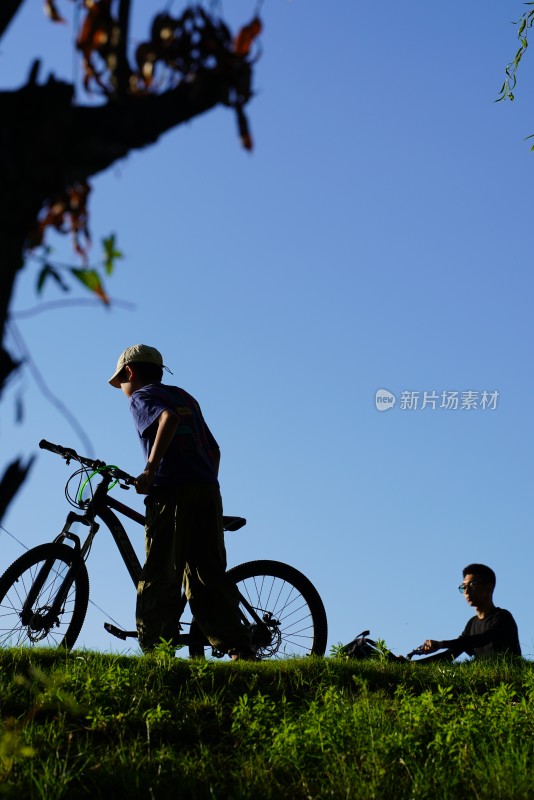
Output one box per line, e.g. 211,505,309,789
418,563,521,661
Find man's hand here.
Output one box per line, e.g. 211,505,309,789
421,639,444,654
135,464,156,495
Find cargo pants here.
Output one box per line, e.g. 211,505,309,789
136,483,252,654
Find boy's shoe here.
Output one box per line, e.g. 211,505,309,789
229,647,259,662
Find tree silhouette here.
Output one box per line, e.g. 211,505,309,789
0,0,261,518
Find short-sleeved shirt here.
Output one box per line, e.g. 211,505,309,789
129,383,219,488
445,608,521,659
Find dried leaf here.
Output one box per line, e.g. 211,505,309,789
236,106,253,151
44,0,66,24
31,181,92,262
132,6,251,94
233,17,262,57
68,183,91,259
76,0,116,92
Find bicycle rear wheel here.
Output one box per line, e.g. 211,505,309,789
189,559,328,659
0,543,89,649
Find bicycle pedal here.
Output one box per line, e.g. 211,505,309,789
104,622,138,640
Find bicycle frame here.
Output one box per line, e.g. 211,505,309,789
46,473,263,649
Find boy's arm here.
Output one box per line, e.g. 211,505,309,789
209,447,220,477
135,408,179,494
194,399,220,477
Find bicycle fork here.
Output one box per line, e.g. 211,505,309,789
21,512,97,635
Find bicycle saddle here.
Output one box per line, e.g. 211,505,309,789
222,516,246,531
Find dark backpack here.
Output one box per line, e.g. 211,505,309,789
340,630,401,662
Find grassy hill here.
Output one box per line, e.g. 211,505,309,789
0,647,533,798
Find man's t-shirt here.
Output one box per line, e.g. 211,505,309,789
129,383,219,487
445,608,521,659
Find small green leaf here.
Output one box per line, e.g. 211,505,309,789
102,234,123,276
36,263,69,295
36,264,51,294
70,268,109,304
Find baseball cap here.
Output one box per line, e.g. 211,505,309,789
108,344,170,388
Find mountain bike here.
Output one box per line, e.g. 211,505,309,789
0,440,328,659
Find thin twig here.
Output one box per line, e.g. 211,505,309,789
7,321,95,456
0,521,29,551
11,297,136,319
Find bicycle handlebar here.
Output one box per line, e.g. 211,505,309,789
39,439,136,485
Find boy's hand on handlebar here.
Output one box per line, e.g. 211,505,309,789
135,465,156,495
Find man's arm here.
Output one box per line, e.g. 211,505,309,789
414,638,459,662
414,648,456,663
444,611,520,656
135,408,179,494
417,637,465,661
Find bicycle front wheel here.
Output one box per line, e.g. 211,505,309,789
0,543,89,649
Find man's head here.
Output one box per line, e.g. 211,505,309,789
462,563,496,588
459,563,496,611
108,344,167,389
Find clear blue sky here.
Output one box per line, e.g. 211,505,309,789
1,0,533,658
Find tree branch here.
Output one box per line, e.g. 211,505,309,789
0,0,25,43
0,66,235,335
68,69,227,179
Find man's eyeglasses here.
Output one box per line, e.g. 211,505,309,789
458,581,480,594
